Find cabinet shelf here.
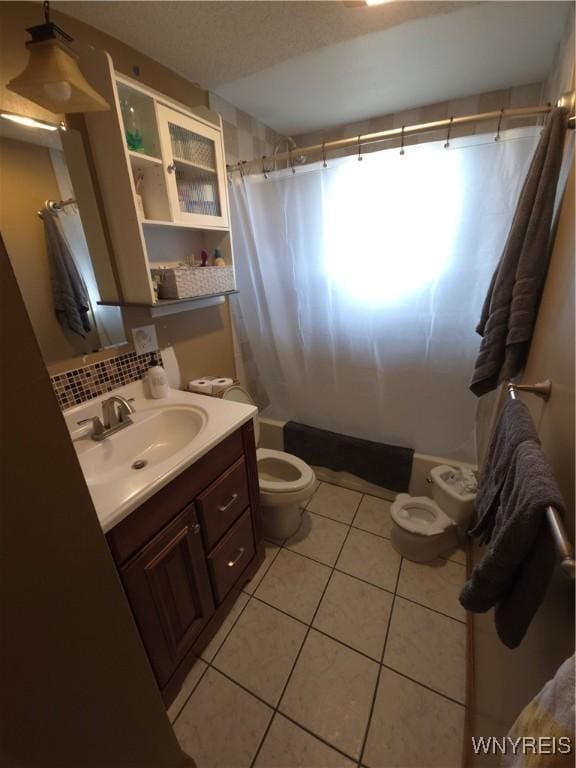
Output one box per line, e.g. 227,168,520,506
172,156,217,174
141,218,229,232
98,289,239,309
128,150,163,170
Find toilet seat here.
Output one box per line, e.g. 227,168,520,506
390,494,453,536
257,448,316,494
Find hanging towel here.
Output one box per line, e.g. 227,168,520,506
43,208,91,337
502,654,575,768
470,398,539,544
460,440,566,648
470,108,567,396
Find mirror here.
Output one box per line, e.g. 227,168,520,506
0,114,127,365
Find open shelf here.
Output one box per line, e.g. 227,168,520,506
98,289,239,308
141,218,229,231
173,156,217,174
128,150,163,170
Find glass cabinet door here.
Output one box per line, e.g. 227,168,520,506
157,104,229,228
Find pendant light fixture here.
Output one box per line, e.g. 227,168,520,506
7,1,109,114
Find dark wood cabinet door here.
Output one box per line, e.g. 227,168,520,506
121,505,215,687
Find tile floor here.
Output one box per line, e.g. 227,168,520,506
171,482,468,768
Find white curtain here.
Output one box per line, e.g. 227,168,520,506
230,128,540,463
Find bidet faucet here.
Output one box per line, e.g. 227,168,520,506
78,396,135,441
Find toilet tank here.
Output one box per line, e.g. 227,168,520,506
430,465,477,526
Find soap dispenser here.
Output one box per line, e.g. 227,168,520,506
147,352,169,399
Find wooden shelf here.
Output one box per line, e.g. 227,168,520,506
141,218,229,232
98,289,239,308
173,156,217,174
128,150,163,170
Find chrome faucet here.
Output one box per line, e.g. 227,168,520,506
78,396,135,441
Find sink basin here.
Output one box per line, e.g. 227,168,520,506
77,405,207,485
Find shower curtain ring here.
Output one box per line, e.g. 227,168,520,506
322,141,328,168
261,155,269,179
444,117,453,149
239,161,246,179
494,109,504,141
288,148,296,174
400,125,405,155
357,135,363,161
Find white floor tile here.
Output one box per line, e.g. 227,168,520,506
363,667,465,768
213,599,307,706
384,597,466,704
352,495,393,539
200,592,249,662
174,668,272,768
336,527,401,592
279,629,378,760
307,482,362,524
255,549,331,623
313,571,393,660
255,714,356,768
285,511,349,566
168,659,207,723
397,558,467,621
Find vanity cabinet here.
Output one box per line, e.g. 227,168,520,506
80,50,236,311
106,422,264,706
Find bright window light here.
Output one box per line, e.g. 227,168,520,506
323,148,462,307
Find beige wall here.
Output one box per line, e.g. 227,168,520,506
0,238,188,767
0,1,236,385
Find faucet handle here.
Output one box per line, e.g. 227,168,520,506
77,416,106,437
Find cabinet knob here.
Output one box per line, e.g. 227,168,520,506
167,162,176,174
191,522,201,535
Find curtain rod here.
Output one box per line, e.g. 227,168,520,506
228,95,575,175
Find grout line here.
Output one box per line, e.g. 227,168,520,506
242,543,281,596
249,493,363,768
172,591,252,725
169,658,209,725
379,663,467,709
357,554,403,768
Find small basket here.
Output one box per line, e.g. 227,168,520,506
151,265,235,299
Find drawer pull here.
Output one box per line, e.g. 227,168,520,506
218,493,238,513
227,547,245,568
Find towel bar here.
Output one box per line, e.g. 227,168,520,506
507,380,575,578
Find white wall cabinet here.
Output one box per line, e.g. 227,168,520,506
81,50,235,311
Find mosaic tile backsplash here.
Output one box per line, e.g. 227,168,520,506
51,350,162,411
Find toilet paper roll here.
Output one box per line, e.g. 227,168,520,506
188,379,213,394
210,377,234,394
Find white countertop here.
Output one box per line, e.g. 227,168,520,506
64,380,257,533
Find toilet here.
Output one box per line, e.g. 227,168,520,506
389,464,477,562
222,386,316,539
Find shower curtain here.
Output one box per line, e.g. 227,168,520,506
230,128,540,463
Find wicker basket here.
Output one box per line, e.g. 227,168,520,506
151,265,235,299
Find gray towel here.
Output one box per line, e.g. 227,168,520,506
470,398,539,544
460,440,566,648
43,209,91,338
470,108,567,396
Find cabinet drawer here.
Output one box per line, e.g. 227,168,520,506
208,508,255,604
197,457,249,551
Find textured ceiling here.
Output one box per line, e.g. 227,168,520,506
55,1,473,88
56,1,570,135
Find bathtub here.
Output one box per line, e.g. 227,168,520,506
257,414,477,500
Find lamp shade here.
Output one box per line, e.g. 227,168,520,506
7,38,109,114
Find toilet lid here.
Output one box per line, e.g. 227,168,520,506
257,448,315,493
222,385,260,445
390,495,453,536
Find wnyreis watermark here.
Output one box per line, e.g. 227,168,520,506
471,736,573,756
